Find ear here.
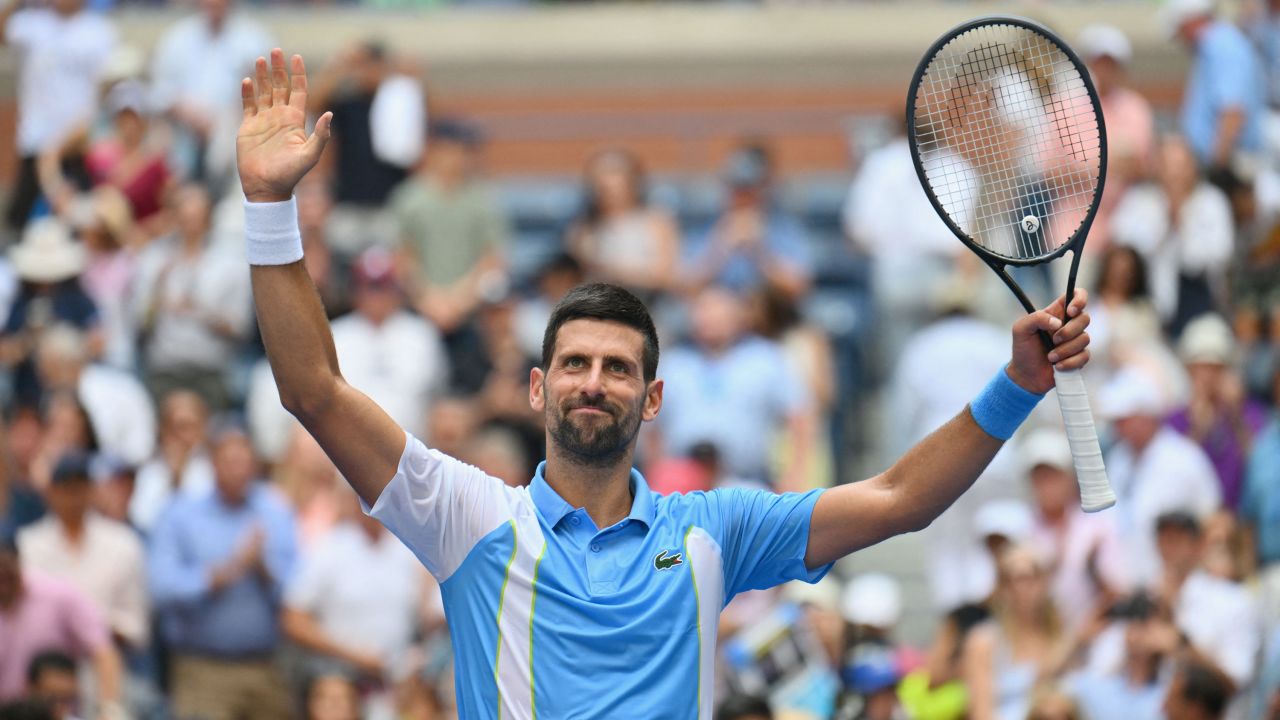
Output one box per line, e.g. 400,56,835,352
642,378,663,422
530,366,546,413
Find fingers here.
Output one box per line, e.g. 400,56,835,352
270,48,289,107
1047,330,1090,365
1044,288,1089,319
304,111,333,162
289,54,308,112
1053,348,1090,372
1015,309,1063,338
254,56,271,108
241,78,256,118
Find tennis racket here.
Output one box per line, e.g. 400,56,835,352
906,15,1116,512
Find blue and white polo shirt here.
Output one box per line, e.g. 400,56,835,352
366,432,832,719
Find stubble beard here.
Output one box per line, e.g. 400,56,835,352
548,397,642,469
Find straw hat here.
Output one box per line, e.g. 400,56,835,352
10,217,85,283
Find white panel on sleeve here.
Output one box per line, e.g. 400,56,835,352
366,432,520,582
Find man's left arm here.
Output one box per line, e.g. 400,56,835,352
805,290,1091,569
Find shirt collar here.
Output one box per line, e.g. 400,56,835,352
528,462,656,529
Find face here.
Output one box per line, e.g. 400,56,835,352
1089,55,1122,94
161,391,209,447
1100,249,1139,298
690,288,744,352
31,668,78,720
589,153,638,213
354,282,401,324
44,396,92,450
114,110,146,147
94,473,134,523
1000,551,1048,614
531,319,661,468
48,479,92,525
1028,695,1078,720
199,0,230,25
1114,414,1162,450
1030,464,1077,516
307,675,360,720
51,0,82,14
1159,137,1198,194
1186,362,1225,399
174,186,212,240
1156,527,1202,575
212,433,258,505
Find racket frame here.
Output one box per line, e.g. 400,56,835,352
905,14,1109,324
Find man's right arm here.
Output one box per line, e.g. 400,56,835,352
239,49,404,506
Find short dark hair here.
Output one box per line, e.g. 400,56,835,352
1175,660,1231,718
26,652,75,686
541,283,659,382
715,694,773,720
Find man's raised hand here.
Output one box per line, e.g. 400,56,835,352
237,49,332,203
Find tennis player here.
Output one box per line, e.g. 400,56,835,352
238,50,1092,719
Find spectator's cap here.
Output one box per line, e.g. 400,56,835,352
1155,510,1202,536
840,573,902,628
974,499,1035,542
102,44,146,85
89,453,134,484
1178,314,1235,365
68,186,133,249
1079,24,1133,63
1097,367,1166,419
1020,427,1073,473
352,248,398,289
428,118,483,147
105,79,150,117
723,146,770,189
783,574,841,611
9,217,85,283
1161,0,1215,36
50,452,92,486
842,642,901,695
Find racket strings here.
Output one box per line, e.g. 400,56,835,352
914,23,1102,261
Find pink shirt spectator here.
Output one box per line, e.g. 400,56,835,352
1093,87,1156,250
0,571,110,699
1029,509,1130,631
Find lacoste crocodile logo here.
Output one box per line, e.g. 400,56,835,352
654,550,683,571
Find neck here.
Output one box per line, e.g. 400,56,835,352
542,444,635,528
60,514,86,542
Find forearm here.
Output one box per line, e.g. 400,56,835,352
1213,108,1246,167
91,645,122,706
282,608,363,663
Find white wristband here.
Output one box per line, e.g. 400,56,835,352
244,197,304,266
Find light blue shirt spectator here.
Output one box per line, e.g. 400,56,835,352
1064,670,1165,720
1182,20,1265,164
1243,413,1280,565
658,335,808,483
148,484,297,657
686,210,814,294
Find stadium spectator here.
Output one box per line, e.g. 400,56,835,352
16,453,148,651
295,178,349,319
0,0,115,234
330,248,447,439
1100,367,1222,585
132,183,252,410
1,218,101,408
34,324,154,467
1166,0,1265,176
147,425,296,720
1020,428,1129,632
150,0,272,186
1163,659,1233,720
567,148,681,299
897,604,990,720
61,188,139,371
651,284,810,491
751,285,836,490
27,393,98,496
391,119,509,337
460,424,532,488
273,427,346,551
456,296,544,459
1088,245,1173,382
685,141,813,300
1025,688,1080,720
1079,24,1156,252
1168,314,1268,510
309,41,420,257
842,123,963,366
129,389,214,534
0,540,122,710
1151,511,1260,692
514,253,585,362
888,286,1017,609
0,409,47,543
962,545,1069,720
1064,592,1167,720
1244,357,1280,626
88,455,134,528
284,491,431,716
24,653,76,720
1110,134,1235,333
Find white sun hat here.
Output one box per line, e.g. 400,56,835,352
10,217,85,283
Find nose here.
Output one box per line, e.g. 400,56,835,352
580,361,606,398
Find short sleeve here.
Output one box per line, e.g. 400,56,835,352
5,10,37,46
365,432,519,582
711,487,831,599
1205,32,1257,109
769,347,808,416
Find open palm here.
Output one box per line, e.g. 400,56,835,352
237,49,332,204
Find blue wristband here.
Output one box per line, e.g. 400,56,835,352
969,367,1045,441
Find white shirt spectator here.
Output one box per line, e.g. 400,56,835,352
286,522,427,669
890,314,1020,609
1106,427,1221,584
1175,570,1260,688
330,309,447,439
17,512,149,648
1028,509,1130,631
78,363,156,466
129,451,215,534
1110,183,1234,322
843,137,964,260
245,358,296,464
5,8,115,155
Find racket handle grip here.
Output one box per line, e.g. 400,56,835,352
1052,367,1116,512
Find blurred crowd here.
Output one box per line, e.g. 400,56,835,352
0,0,1278,718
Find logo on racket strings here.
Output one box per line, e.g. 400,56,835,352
1021,215,1041,234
